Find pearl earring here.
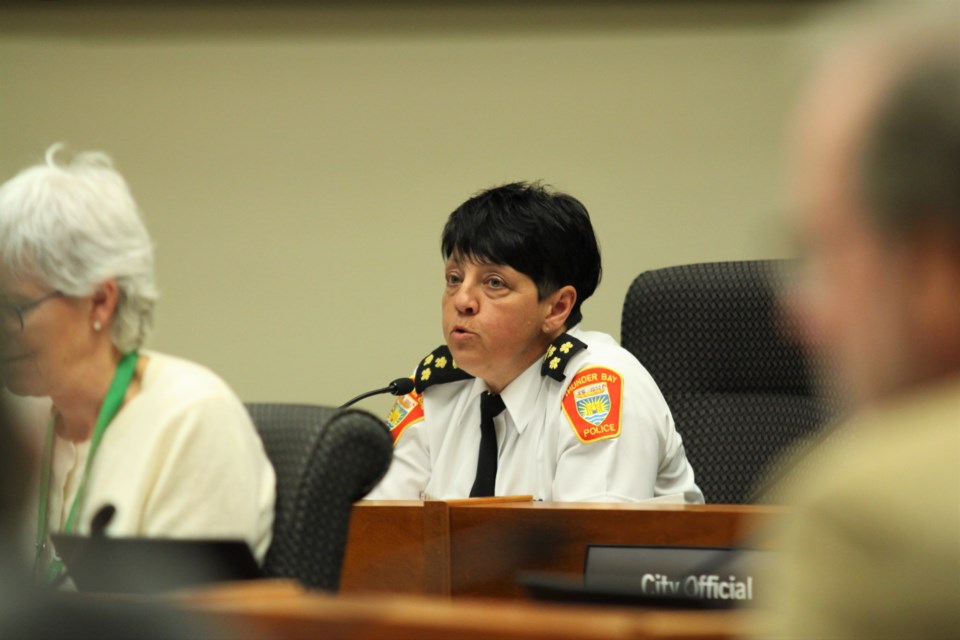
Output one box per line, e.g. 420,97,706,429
93,321,102,331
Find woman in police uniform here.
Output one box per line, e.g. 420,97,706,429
368,182,702,503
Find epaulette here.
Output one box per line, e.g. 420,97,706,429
414,345,474,393
540,332,588,381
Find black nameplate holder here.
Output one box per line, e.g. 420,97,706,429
520,544,771,609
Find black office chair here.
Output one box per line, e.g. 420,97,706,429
621,260,839,504
246,403,392,590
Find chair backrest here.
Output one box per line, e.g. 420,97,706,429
246,403,392,590
621,260,838,504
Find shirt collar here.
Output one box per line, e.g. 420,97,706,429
499,359,544,436
468,325,585,435
463,356,543,436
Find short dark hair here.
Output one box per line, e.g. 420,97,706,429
441,182,602,328
860,51,960,241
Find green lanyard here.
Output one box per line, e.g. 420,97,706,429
33,350,139,584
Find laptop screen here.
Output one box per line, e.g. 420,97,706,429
51,534,262,594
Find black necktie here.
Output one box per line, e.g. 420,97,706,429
469,392,506,497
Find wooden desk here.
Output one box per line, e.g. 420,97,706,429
179,580,761,640
341,500,782,598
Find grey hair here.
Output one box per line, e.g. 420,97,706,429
0,144,158,352
860,48,960,239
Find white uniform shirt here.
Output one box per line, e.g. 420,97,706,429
368,327,703,503
40,351,276,562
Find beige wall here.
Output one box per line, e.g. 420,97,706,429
0,2,827,413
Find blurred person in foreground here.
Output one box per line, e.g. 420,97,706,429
0,146,275,586
761,3,960,638
368,182,702,503
0,388,31,587
0,397,232,640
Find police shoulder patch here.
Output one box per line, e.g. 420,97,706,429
561,366,623,444
385,383,424,444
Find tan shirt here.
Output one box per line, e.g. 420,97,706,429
761,377,960,639
42,351,275,562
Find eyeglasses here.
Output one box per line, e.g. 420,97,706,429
0,290,63,332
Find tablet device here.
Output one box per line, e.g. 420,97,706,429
50,534,262,594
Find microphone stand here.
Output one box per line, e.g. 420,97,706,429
340,378,415,409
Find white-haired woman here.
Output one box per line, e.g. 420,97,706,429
0,146,275,584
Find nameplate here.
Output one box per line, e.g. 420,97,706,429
585,545,769,605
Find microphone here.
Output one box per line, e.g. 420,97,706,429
340,377,415,409
90,504,116,537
